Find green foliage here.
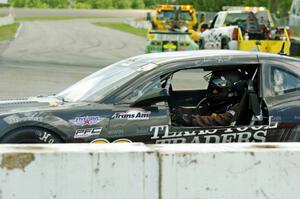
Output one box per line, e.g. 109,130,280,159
88,0,113,9
131,0,145,9
0,23,20,41
76,2,92,9
113,0,131,9
7,0,294,17
94,22,147,37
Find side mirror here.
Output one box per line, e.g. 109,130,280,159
146,12,152,21
130,89,169,107
209,20,213,29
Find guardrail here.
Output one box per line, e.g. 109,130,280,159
1,143,300,199
0,15,14,27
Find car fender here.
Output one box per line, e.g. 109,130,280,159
0,115,72,142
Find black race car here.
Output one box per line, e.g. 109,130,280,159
0,50,300,144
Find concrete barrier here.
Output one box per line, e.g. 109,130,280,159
0,15,14,27
0,144,159,199
1,143,300,199
124,19,151,30
157,143,300,199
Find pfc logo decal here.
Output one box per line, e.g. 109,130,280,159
74,128,102,138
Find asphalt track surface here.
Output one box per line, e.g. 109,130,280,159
0,10,147,99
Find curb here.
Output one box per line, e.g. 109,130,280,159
14,22,23,39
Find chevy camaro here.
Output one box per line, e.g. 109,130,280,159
0,50,299,143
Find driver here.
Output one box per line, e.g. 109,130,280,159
172,70,245,127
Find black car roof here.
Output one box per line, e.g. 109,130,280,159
129,50,279,65
126,50,300,72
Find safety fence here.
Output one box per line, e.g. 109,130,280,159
0,14,14,27
1,143,300,199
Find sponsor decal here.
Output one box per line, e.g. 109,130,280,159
108,129,125,135
4,116,43,124
111,110,151,120
90,138,132,144
150,124,278,144
70,116,103,126
39,132,55,144
74,128,102,138
195,56,232,65
137,63,157,72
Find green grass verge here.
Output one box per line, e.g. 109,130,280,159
0,23,20,42
17,16,113,21
93,22,147,37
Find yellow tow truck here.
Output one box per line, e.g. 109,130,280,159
200,7,291,55
148,4,200,43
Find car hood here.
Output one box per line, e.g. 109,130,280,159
0,96,77,115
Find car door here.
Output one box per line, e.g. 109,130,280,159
261,61,300,142
106,104,170,143
149,125,277,144
204,12,226,49
148,62,281,144
105,74,171,144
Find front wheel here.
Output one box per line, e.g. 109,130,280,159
221,39,230,49
0,127,63,144
199,39,205,49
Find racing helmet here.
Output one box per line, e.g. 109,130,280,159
206,70,245,111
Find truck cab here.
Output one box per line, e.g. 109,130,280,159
149,4,200,43
152,4,198,31
200,7,290,55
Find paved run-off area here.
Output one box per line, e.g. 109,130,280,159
0,16,146,99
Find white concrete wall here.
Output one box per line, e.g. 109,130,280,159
0,15,14,27
124,19,151,29
1,143,300,199
0,144,159,199
157,143,300,199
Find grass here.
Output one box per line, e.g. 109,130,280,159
93,22,147,37
0,23,20,42
17,16,113,21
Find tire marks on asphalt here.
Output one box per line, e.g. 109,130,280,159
0,18,146,98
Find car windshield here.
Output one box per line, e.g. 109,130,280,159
179,11,193,20
255,11,272,27
224,13,250,26
157,11,176,20
57,59,149,102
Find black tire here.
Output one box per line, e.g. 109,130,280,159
221,38,230,49
0,127,63,144
199,39,205,49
